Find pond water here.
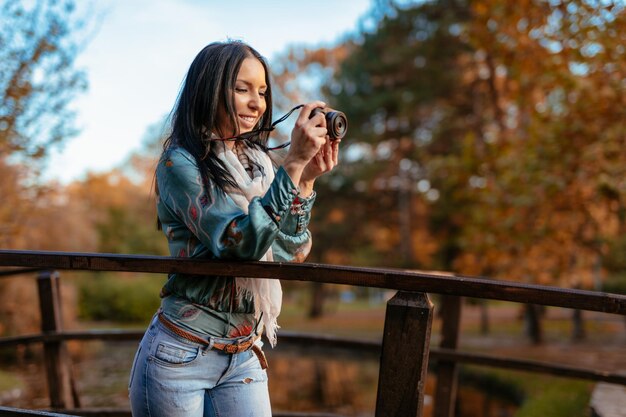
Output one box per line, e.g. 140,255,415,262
0,340,518,416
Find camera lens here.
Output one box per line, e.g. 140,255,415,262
326,111,348,140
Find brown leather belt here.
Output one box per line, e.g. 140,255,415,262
157,313,268,369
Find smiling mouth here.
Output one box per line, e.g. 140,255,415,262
239,115,257,124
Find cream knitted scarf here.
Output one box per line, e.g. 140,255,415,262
213,141,283,347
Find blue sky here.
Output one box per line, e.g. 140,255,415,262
46,0,373,183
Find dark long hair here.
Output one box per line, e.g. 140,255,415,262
162,41,274,193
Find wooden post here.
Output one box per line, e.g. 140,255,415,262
433,295,462,417
376,291,434,417
37,271,74,409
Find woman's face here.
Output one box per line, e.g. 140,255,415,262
218,57,267,138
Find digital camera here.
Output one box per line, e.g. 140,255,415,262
310,107,348,140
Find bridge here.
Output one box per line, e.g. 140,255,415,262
0,250,624,417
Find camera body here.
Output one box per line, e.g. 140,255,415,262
310,107,348,140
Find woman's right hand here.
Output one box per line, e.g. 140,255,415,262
282,101,328,185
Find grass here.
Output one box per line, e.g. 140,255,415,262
454,366,594,417
76,271,165,323
515,379,591,417
279,297,386,339
0,369,24,391
471,368,592,417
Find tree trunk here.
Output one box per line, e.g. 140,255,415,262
571,309,586,341
308,282,325,318
480,300,490,335
524,304,543,344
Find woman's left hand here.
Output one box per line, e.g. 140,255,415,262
299,136,340,195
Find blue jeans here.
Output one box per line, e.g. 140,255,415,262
128,315,271,417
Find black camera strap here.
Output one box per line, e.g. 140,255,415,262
210,104,304,152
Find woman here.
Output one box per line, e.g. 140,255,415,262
128,41,340,417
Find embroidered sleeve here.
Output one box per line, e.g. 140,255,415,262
281,191,316,236
271,191,315,263
272,230,313,263
156,148,301,261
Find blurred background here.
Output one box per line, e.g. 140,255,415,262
1,0,625,416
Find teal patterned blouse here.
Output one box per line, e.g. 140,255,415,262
156,147,315,337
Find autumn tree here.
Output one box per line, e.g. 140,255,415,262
56,116,168,256
458,0,626,341
0,0,90,337
275,0,626,339
0,0,89,246
274,1,475,271
62,170,164,255
0,0,88,161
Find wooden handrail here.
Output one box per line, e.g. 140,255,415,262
0,406,343,417
0,406,74,416
1,249,625,417
0,250,624,314
0,267,42,278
